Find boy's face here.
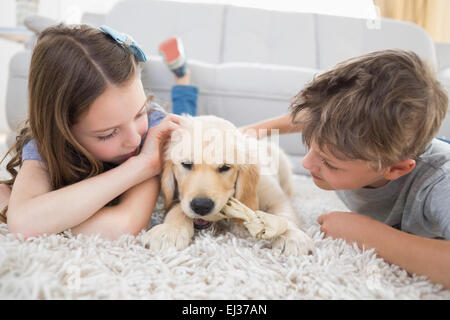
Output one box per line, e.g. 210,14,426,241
302,141,389,190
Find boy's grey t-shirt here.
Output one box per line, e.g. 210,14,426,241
335,138,450,240
22,102,167,162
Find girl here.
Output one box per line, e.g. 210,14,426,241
0,24,194,240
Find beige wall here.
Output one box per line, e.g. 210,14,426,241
374,0,450,43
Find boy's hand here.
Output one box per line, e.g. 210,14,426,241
238,126,267,139
317,211,379,245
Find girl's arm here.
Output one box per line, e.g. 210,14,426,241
318,211,450,289
239,114,301,138
70,175,160,239
8,114,181,239
7,155,158,239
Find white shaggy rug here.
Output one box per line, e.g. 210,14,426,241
0,174,449,300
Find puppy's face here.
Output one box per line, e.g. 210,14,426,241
161,115,259,230
171,161,239,228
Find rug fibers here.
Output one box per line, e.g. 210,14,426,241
0,175,449,299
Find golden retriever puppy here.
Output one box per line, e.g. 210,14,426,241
143,115,314,255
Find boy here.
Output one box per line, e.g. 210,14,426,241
241,50,450,289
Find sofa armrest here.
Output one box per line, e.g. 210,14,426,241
21,15,60,49
6,51,31,132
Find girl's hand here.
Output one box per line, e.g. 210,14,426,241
138,113,182,174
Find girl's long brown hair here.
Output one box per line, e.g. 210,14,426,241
1,24,141,191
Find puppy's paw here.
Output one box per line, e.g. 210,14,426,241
254,211,288,239
272,227,314,256
142,222,194,251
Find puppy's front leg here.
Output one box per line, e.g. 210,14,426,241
270,202,315,256
142,203,194,251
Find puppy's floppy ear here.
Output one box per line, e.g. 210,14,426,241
161,160,177,210
234,164,259,211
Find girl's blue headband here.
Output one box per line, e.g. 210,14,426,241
99,25,147,62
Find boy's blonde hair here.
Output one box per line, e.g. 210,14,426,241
290,50,449,169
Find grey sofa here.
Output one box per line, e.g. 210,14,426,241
6,0,450,174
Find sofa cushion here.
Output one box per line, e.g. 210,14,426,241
363,18,437,69
222,6,317,68
316,14,365,70
438,111,450,141
317,15,437,70
105,0,225,64
141,57,314,156
6,74,28,131
9,50,31,78
435,42,450,70
6,51,31,131
438,68,450,86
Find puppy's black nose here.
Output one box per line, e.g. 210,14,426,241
190,198,214,216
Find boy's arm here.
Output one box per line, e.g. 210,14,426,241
240,114,301,138
318,211,450,289
70,176,160,240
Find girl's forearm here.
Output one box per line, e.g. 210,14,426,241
71,176,161,239
9,156,158,238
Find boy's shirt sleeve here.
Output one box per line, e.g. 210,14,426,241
424,175,450,240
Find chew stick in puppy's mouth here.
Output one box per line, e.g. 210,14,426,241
192,197,289,237
220,197,288,239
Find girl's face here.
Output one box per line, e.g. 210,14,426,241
71,76,149,164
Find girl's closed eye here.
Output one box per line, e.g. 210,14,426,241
96,106,146,142
98,129,119,141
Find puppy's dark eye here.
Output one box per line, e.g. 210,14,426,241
218,164,231,172
181,162,193,170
